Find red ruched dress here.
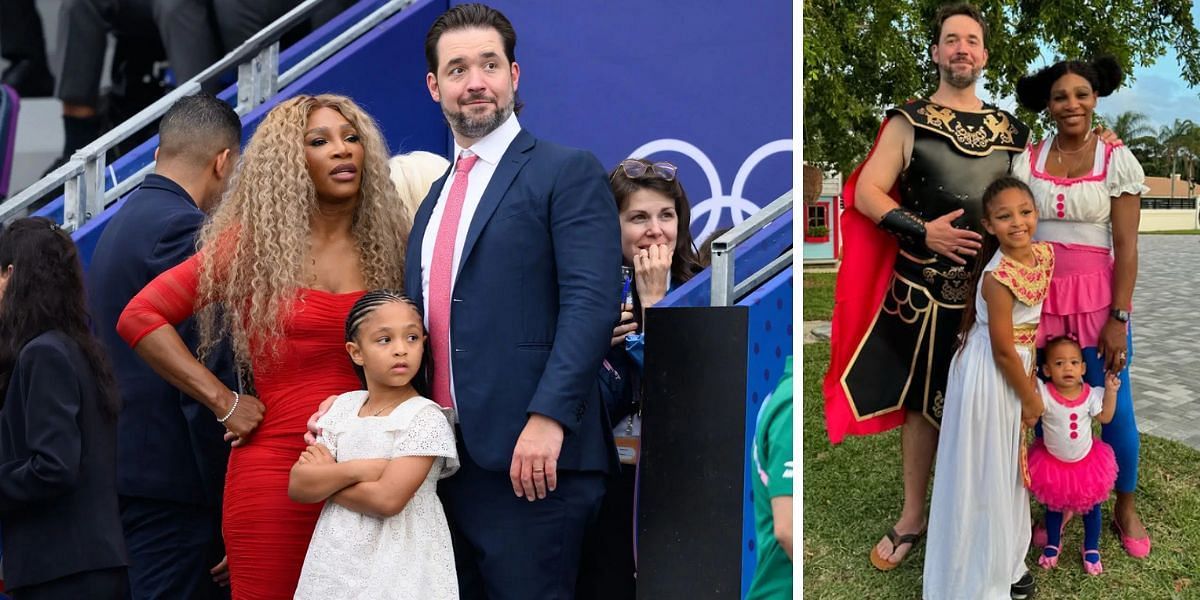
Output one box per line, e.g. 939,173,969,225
117,253,363,599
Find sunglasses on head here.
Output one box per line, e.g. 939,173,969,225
612,159,678,182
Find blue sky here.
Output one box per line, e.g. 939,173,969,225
990,1,1200,132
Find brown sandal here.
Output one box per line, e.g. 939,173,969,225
869,527,925,571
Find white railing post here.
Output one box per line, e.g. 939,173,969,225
0,0,415,225
62,153,106,231
63,173,85,231
238,42,280,114
711,242,735,306
708,190,794,306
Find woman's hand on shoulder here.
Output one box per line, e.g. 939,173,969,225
304,395,338,445
1094,126,1122,147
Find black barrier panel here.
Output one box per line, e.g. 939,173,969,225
638,305,749,599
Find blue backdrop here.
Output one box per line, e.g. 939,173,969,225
489,1,793,243
59,0,792,263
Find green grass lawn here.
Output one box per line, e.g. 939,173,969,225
803,346,1200,599
803,271,836,321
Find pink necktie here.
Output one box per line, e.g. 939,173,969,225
428,152,479,410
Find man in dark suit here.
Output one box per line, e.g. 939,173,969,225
405,4,621,598
88,93,241,600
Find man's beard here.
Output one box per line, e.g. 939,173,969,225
444,95,514,140
940,63,981,89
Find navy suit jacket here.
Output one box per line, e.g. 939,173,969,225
0,331,127,588
405,129,622,474
87,174,236,506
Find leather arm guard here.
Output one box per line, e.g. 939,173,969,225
878,207,927,248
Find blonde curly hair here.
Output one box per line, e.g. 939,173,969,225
195,94,411,379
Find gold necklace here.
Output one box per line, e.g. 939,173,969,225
1053,134,1095,178
364,399,399,417
1053,132,1092,164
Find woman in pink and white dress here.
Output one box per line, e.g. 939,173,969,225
1013,55,1151,558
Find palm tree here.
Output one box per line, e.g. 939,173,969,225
1106,111,1155,146
1105,112,1160,176
1156,119,1198,197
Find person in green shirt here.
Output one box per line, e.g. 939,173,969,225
748,356,794,599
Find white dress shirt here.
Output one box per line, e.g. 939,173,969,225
420,113,522,411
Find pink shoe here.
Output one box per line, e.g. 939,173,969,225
1082,549,1103,575
1112,518,1151,559
1037,546,1059,569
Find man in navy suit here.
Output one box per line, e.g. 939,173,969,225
88,94,241,600
405,4,621,598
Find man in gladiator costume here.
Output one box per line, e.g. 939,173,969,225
823,1,1031,576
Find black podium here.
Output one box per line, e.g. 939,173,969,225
637,305,749,599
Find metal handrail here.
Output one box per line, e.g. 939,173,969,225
0,0,416,229
710,190,794,306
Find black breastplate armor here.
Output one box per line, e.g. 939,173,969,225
888,99,1030,260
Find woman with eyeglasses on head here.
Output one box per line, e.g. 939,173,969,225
576,157,707,600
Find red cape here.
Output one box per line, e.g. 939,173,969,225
822,121,905,444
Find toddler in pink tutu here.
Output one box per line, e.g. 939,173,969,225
1028,335,1119,575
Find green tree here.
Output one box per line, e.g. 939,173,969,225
804,0,1200,175
1103,111,1155,145
1157,119,1197,180
1102,111,1160,175
1152,118,1200,195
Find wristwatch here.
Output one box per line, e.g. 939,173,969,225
1110,308,1131,323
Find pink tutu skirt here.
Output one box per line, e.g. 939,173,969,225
1027,438,1118,513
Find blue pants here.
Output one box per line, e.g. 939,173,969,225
119,496,227,600
439,431,605,600
1038,328,1139,493
8,567,126,600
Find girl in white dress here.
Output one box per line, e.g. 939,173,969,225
923,177,1054,600
289,290,459,599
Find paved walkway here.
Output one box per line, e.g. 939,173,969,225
1129,234,1200,449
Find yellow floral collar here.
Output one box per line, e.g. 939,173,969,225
992,243,1054,306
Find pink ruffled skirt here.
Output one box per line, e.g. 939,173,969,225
1038,242,1116,348
1027,438,1118,513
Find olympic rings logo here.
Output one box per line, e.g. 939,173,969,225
625,138,793,243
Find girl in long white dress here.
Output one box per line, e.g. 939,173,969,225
923,177,1054,600
289,290,459,599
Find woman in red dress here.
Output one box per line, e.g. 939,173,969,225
117,94,412,599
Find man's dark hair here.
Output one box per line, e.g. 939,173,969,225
424,3,518,75
157,94,241,164
932,2,988,47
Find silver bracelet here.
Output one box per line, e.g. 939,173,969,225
217,391,240,423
